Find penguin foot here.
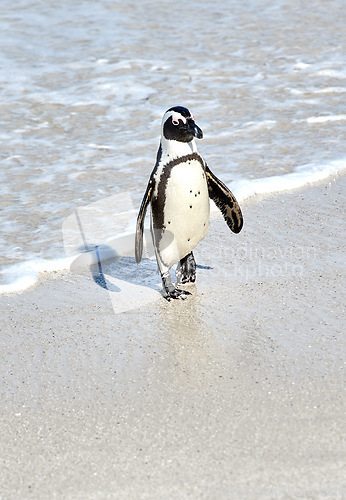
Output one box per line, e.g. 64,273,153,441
164,287,192,301
161,271,192,301
176,252,196,285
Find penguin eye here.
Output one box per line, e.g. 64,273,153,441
172,118,180,126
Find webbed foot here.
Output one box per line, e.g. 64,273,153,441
161,271,192,301
163,287,192,301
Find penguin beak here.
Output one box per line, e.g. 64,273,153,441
187,118,203,139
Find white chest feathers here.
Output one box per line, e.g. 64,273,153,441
151,156,210,271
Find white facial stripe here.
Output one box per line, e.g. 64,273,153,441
171,111,187,125
162,111,189,127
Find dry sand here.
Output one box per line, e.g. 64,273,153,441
0,176,345,499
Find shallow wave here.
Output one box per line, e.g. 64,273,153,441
227,158,346,202
306,115,346,124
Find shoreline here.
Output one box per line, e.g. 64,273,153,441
1,157,345,296
0,176,345,499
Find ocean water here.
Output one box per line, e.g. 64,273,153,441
1,0,345,293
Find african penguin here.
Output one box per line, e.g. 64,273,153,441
135,106,243,300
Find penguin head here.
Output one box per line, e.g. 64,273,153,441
161,106,203,143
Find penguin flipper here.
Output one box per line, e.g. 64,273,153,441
206,165,243,233
135,178,154,263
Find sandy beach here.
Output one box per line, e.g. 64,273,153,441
0,175,344,499
1,0,345,497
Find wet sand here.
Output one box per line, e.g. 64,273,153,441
0,176,345,499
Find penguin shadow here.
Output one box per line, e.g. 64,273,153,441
89,245,121,292
196,264,213,270
73,244,213,297
73,244,159,294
